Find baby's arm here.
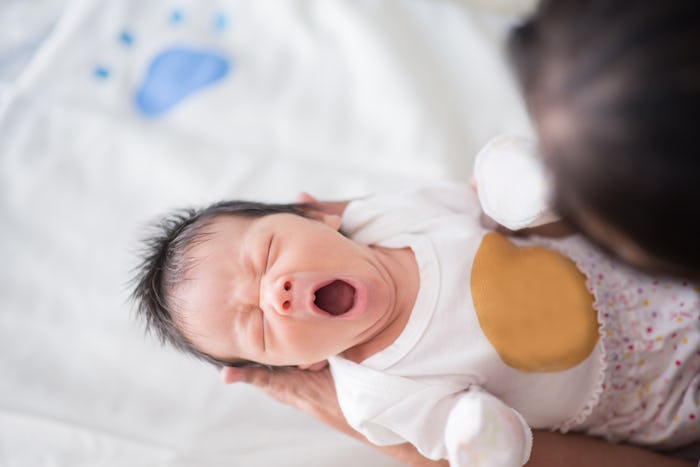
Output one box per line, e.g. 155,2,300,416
220,365,693,467
331,364,531,466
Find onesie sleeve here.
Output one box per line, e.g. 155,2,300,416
329,357,532,464
341,182,481,244
473,134,559,230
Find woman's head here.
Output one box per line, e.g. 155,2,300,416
509,0,700,277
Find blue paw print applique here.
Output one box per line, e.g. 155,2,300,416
92,7,233,118
134,46,230,117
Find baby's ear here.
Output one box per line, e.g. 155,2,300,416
302,209,340,230
296,192,318,204
297,360,328,371
320,214,342,231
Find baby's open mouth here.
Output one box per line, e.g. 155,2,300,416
314,280,356,316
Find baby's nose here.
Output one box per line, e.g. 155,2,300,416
262,276,295,315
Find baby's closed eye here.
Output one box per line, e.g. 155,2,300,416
264,235,274,272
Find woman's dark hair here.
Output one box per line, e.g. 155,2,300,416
509,0,700,277
130,200,308,369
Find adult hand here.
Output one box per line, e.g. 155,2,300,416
220,365,447,467
527,431,695,467
220,364,349,435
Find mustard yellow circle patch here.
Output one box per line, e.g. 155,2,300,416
471,232,599,372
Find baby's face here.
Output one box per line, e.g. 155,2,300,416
172,213,399,367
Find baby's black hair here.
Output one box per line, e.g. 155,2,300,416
509,0,700,277
131,200,308,369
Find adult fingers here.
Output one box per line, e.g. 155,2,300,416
221,365,335,408
220,365,273,388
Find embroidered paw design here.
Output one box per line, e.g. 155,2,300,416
92,6,232,117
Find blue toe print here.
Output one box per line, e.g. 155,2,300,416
169,8,185,25
212,12,228,33
119,30,135,47
134,47,230,117
94,66,110,79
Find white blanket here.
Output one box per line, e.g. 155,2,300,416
0,0,535,465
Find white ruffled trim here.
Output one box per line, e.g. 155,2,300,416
557,341,607,433
544,239,615,434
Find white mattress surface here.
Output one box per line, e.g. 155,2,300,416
0,0,535,465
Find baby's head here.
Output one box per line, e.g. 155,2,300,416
132,199,397,370
509,0,700,277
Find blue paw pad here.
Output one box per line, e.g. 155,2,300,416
134,47,230,117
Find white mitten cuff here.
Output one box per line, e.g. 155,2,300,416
445,391,532,467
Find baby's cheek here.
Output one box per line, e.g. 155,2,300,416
470,232,599,372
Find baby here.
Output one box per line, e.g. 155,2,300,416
132,183,700,466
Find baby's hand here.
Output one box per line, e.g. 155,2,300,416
473,134,559,231
471,176,527,236
445,391,532,467
472,175,573,238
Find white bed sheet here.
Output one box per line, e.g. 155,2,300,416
0,0,535,465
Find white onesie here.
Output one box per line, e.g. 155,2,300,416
329,179,700,466
329,183,603,465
